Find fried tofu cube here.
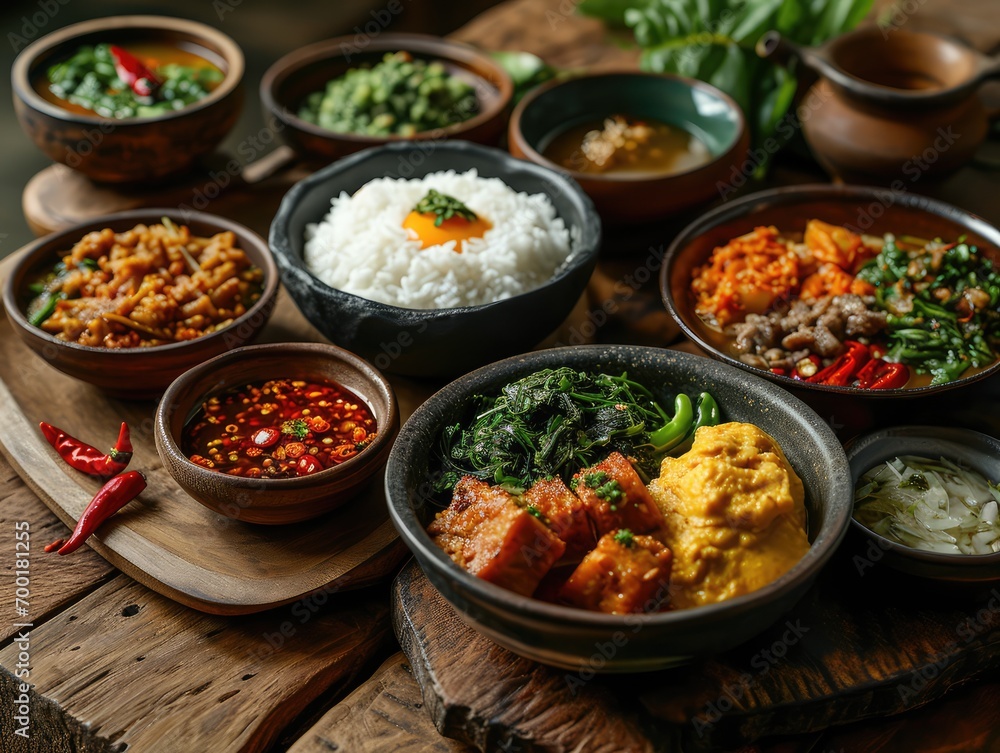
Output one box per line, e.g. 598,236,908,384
558,531,673,614
572,452,665,537
522,477,596,560
429,476,565,596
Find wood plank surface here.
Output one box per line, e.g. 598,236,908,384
394,561,662,753
288,652,472,753
393,550,1000,752
0,453,115,647
0,253,414,615
0,577,392,753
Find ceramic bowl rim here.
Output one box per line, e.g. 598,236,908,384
11,14,245,125
846,424,1000,565
508,69,748,184
268,139,602,320
385,343,853,628
154,341,398,491
259,32,514,146
660,182,1000,397
2,208,279,360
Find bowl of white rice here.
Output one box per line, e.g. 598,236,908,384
270,141,601,377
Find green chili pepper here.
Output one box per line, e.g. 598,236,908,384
669,392,723,455
28,292,64,327
691,392,720,432
648,393,693,452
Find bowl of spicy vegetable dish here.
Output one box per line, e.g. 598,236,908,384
3,208,278,399
12,15,244,183
385,344,852,671
662,184,1000,397
260,33,513,165
155,342,399,525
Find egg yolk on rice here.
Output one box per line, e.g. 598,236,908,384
402,210,492,251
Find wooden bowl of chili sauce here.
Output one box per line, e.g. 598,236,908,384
154,342,398,524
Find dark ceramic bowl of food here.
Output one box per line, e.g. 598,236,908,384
508,71,749,224
662,184,1000,397
2,209,278,399
269,140,601,378
12,15,244,183
847,425,1000,584
261,33,513,166
385,344,852,671
155,342,398,525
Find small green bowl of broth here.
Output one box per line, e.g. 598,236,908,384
508,72,749,224
12,16,244,183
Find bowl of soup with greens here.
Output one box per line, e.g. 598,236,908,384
12,15,244,183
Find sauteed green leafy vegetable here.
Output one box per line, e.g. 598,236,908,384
433,367,719,493
857,237,1000,384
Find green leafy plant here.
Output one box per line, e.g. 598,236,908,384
578,0,874,171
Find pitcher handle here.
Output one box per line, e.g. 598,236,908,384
755,31,804,69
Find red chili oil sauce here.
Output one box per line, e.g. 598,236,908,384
182,378,377,479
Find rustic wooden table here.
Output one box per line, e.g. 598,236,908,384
3,1,1000,751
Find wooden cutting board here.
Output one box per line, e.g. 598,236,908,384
393,551,1000,752
0,251,427,615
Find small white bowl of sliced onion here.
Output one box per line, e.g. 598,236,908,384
847,425,1000,583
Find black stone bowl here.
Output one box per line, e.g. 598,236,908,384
385,345,853,672
269,141,601,377
847,425,1000,584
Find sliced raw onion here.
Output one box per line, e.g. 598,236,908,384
854,455,1000,555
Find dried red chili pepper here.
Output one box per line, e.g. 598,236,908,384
58,471,146,555
39,421,132,480
44,538,65,553
806,341,871,386
855,359,909,390
109,45,161,97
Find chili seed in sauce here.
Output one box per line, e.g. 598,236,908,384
182,377,377,479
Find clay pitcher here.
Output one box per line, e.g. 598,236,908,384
756,27,1000,184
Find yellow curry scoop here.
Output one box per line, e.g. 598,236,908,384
648,422,809,609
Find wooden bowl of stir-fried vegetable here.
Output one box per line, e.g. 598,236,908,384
2,209,278,399
847,425,1000,584
11,15,244,183
662,184,1000,397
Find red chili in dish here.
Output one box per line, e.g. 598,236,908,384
109,45,161,97
182,378,377,479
